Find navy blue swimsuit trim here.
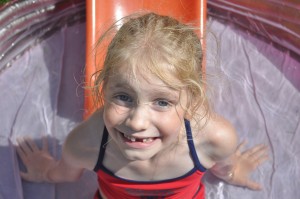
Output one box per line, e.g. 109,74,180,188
93,119,206,182
184,119,207,172
93,126,109,172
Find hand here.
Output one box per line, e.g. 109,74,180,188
16,137,57,182
229,141,268,190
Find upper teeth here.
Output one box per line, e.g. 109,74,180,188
124,134,153,143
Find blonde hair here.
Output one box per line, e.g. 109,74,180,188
92,12,209,122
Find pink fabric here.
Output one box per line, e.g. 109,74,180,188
0,1,299,199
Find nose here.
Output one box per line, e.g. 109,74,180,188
125,105,149,132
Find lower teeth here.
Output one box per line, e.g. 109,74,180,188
142,138,153,143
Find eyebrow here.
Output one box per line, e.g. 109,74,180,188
109,82,179,96
149,90,180,100
108,82,131,90
107,75,181,97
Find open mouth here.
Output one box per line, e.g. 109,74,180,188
121,133,158,143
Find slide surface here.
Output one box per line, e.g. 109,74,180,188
0,0,299,198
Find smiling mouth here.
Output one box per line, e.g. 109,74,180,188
121,133,157,143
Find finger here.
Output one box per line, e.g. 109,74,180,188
25,137,39,152
245,179,262,191
253,154,269,167
248,145,268,160
242,144,265,158
20,171,33,182
236,140,247,156
15,145,28,163
17,138,32,154
15,139,26,156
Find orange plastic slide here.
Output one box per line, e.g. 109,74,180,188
84,0,207,118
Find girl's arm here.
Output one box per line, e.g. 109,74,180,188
203,115,268,190
16,110,103,183
16,136,84,183
210,142,268,190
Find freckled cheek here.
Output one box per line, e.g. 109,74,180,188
155,116,184,138
167,123,183,135
103,105,118,126
103,104,128,127
106,101,131,114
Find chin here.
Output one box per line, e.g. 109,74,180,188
121,149,158,161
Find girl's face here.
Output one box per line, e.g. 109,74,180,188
103,65,188,161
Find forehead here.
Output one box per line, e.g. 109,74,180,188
106,36,182,84
106,64,182,91
108,65,161,84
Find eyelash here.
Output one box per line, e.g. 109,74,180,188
112,94,174,110
154,99,172,107
114,94,132,102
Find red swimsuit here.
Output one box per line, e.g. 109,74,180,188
93,120,206,199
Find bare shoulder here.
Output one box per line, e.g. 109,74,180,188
193,113,238,167
63,109,104,170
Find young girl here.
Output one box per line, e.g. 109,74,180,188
16,13,268,199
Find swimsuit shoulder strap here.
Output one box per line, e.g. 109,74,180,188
93,127,109,171
184,119,206,172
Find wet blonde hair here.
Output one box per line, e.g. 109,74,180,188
92,12,209,121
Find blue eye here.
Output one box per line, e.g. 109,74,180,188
153,99,173,109
157,100,169,107
112,94,133,107
116,94,132,102
151,99,173,111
